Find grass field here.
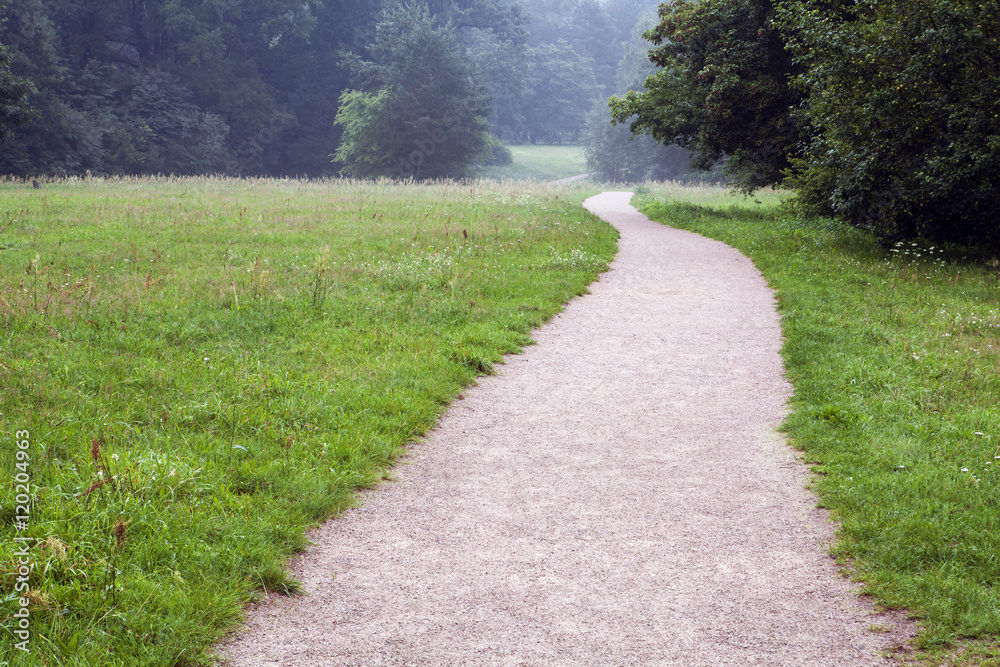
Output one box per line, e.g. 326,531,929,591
6,175,1000,666
477,145,587,182
0,176,614,666
638,184,1000,666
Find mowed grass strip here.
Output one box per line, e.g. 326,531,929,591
639,184,1000,662
0,176,615,667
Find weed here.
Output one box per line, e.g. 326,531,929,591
308,245,331,309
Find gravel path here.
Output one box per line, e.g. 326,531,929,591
220,192,914,666
543,174,591,185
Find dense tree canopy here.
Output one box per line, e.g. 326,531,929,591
779,0,1000,245
0,0,308,175
0,0,34,142
609,0,803,193
491,0,662,144
0,0,668,177
0,0,527,176
519,40,602,144
333,3,492,179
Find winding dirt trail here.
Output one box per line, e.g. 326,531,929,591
220,192,913,666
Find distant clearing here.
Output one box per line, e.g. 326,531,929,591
477,145,587,182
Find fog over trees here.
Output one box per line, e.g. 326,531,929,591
0,0,666,178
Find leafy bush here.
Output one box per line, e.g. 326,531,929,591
780,0,1000,247
480,137,514,166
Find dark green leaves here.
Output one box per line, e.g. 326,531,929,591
781,0,1000,246
0,0,35,142
333,3,492,179
609,0,804,193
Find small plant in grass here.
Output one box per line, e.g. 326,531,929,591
106,517,128,606
245,257,273,302
309,244,332,309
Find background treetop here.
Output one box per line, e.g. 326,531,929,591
0,0,666,178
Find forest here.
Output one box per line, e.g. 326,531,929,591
0,0,666,178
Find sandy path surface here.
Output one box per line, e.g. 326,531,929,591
220,192,913,666
543,174,591,185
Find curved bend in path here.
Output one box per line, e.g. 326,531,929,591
222,193,912,666
543,173,591,185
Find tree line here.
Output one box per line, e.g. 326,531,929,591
611,0,1000,246
0,0,661,178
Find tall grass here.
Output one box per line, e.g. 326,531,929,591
0,176,614,666
639,184,1000,666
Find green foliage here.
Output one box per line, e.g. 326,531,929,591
0,0,527,177
610,0,803,193
480,136,514,166
490,0,661,144
334,3,492,179
424,0,529,43
779,0,1000,247
332,89,397,177
520,40,602,144
563,0,622,96
0,0,259,175
0,0,34,141
468,22,530,140
614,8,660,94
640,183,1000,653
0,176,616,665
0,0,664,177
583,105,691,183
618,0,1000,246
583,11,696,184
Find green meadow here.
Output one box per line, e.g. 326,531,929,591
476,145,588,182
638,184,1000,666
4,175,1000,666
0,176,615,666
